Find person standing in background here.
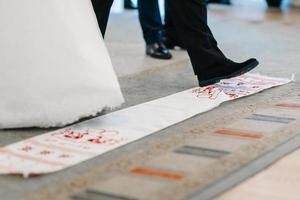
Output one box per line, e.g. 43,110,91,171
137,0,172,59
138,0,232,57
91,0,172,60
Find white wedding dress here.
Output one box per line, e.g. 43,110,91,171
0,0,124,129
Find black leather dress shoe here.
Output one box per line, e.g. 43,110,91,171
124,0,137,9
266,0,282,7
146,43,172,60
163,38,186,50
207,0,231,5
198,58,259,87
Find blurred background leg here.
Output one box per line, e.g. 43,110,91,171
137,0,172,59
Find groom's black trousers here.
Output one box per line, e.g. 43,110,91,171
91,0,114,36
91,0,227,76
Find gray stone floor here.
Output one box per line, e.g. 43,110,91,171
0,0,300,199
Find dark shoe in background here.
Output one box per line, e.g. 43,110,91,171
266,0,282,7
146,43,172,60
163,37,186,50
198,58,259,87
124,0,137,9
207,0,231,5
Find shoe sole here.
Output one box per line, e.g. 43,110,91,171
146,53,172,60
198,60,259,87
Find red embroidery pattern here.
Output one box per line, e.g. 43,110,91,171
21,146,33,152
40,150,51,155
192,86,222,100
59,129,124,145
63,129,88,139
192,75,278,100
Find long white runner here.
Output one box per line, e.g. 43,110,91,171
0,74,291,177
